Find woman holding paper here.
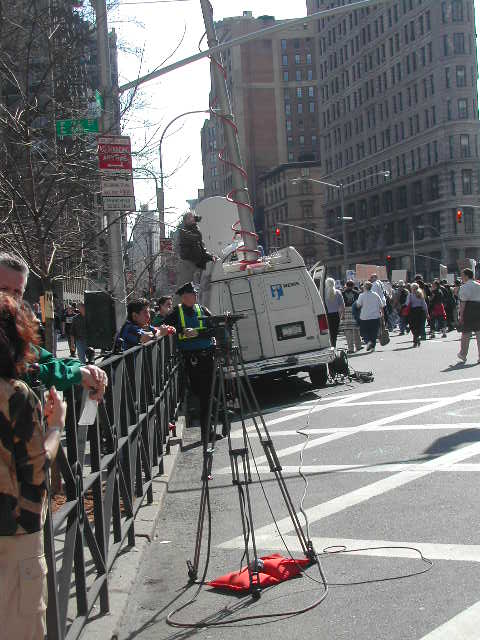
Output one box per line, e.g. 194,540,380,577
0,293,66,639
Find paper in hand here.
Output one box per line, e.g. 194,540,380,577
78,396,98,426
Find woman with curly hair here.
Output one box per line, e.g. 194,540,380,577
0,293,66,639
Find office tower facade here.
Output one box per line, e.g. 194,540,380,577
306,0,480,280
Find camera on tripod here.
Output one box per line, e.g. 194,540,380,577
201,313,247,351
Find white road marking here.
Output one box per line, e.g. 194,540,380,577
230,377,480,437
229,424,480,438
279,398,442,410
219,534,480,564
219,390,480,548
221,388,480,474
418,601,480,639
216,463,480,475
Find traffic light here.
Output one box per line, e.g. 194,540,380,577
275,227,281,236
456,209,463,223
386,255,392,262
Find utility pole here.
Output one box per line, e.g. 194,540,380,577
412,229,417,277
200,0,258,262
95,0,126,328
339,182,348,278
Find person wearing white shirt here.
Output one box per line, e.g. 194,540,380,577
356,281,384,351
369,274,386,306
457,268,480,362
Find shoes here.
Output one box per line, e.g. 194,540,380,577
442,333,447,338
208,431,223,441
399,331,405,336
347,349,355,354
366,342,373,351
457,353,467,363
356,346,364,351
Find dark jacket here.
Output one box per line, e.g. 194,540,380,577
178,222,213,269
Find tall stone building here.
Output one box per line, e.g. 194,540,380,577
306,0,480,280
200,11,320,246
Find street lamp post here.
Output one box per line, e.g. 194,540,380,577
412,229,417,277
292,171,390,278
415,224,447,273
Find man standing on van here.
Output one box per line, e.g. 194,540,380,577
457,268,480,363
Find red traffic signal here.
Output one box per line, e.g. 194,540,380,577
456,209,463,223
275,227,281,236
386,255,392,262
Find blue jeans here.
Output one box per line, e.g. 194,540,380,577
76,339,87,363
360,318,381,347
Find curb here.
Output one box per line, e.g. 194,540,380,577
81,417,184,640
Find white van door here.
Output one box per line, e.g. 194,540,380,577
261,270,320,356
221,277,269,362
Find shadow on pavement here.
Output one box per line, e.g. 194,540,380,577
423,428,480,455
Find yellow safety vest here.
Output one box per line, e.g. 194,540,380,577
178,303,204,340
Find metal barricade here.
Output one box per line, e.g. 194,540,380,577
43,335,181,640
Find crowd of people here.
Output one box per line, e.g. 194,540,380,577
324,268,480,361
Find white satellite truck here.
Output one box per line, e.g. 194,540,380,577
196,197,335,386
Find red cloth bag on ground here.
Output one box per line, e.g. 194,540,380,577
207,554,311,592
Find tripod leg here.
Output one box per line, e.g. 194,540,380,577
231,352,314,561
187,448,214,581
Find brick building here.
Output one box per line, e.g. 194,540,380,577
306,0,480,280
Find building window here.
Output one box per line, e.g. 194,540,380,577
449,135,455,159
282,55,288,66
429,175,440,200
283,71,289,81
458,98,468,119
281,39,287,50
462,169,473,195
452,0,464,22
295,54,301,65
285,103,291,115
295,70,302,81
299,134,305,145
286,120,292,131
307,69,313,80
456,65,466,87
383,190,393,213
308,86,314,97
460,134,471,157
311,135,317,146
464,209,474,233
397,186,408,209
445,67,451,88
306,53,312,65
413,181,423,205
297,103,303,114
309,102,315,113
453,33,465,54
450,171,456,195
288,151,294,161
296,87,302,98
302,202,313,217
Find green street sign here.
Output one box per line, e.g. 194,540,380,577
56,118,99,138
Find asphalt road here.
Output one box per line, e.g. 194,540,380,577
120,329,480,640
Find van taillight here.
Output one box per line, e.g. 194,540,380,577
317,314,329,334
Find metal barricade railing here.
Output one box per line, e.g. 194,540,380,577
43,335,181,640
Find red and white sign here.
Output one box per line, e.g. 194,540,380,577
98,135,135,211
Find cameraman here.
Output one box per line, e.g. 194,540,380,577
176,212,215,293
165,282,219,444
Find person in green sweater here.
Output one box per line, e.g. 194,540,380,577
151,295,173,327
0,253,108,399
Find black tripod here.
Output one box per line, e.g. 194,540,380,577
186,315,316,598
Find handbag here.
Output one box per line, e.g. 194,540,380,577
400,304,411,317
379,316,390,346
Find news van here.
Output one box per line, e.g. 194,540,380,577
206,246,335,386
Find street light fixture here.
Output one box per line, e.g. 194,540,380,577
291,170,390,277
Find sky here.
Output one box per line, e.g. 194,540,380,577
110,0,480,233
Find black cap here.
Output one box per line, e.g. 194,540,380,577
176,282,198,296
